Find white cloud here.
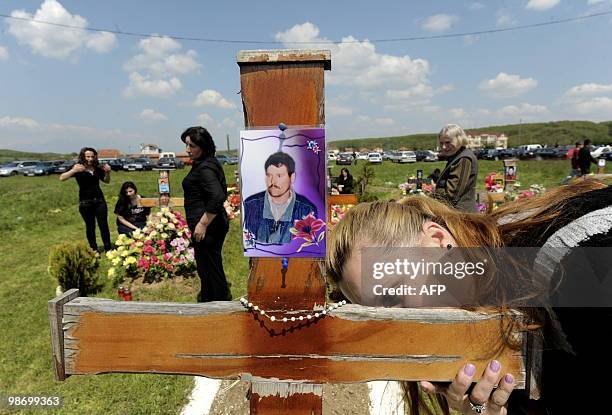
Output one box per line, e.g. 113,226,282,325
275,23,430,89
122,35,200,98
0,46,8,60
450,108,468,119
525,0,560,11
588,0,605,4
571,97,612,114
498,103,548,116
479,72,538,98
6,0,116,60
496,9,518,26
463,35,478,45
328,106,353,117
123,72,182,98
565,83,612,96
468,2,486,10
421,14,459,32
194,89,236,109
386,83,434,100
138,109,167,122
375,118,394,126
124,36,200,77
196,113,214,125
221,118,237,129
0,116,40,129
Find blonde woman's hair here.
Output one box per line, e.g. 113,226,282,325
438,123,468,148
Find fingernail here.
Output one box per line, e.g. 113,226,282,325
464,363,476,376
490,360,500,373
505,374,514,384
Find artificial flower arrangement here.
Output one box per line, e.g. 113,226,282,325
106,208,195,284
399,178,434,196
507,183,546,202
330,204,355,225
224,187,241,220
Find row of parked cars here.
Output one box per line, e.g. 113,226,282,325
475,144,612,161
0,153,242,177
331,150,439,165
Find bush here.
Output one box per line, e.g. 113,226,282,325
48,241,102,295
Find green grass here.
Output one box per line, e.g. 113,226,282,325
0,159,600,414
0,167,247,415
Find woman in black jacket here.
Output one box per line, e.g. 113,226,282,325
337,168,354,194
181,126,230,302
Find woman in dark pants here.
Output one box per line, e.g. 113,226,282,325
59,147,112,251
181,126,231,302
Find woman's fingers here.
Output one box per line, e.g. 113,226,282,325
445,363,476,403
469,360,502,406
486,373,515,414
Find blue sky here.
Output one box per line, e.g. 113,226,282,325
0,0,611,153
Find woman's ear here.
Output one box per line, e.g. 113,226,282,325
420,220,455,248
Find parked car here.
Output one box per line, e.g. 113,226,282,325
356,153,368,161
367,152,383,164
216,155,238,165
123,157,153,171
173,157,185,169
497,148,517,160
327,152,337,161
422,150,438,162
335,152,353,165
591,145,612,158
22,161,57,176
53,160,76,174
481,149,500,161
156,157,177,169
390,151,416,163
535,148,557,159
382,151,394,161
99,158,126,172
0,160,40,176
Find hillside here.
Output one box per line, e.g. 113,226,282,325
329,120,612,151
0,149,75,163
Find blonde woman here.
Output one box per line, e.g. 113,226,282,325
434,124,478,212
327,180,612,414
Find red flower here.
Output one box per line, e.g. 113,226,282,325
290,213,325,242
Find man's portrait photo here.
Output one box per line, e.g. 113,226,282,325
240,128,326,257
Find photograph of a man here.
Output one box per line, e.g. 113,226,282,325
243,152,317,244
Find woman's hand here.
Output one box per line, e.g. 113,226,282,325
102,163,111,173
194,222,207,242
72,163,86,173
420,360,515,414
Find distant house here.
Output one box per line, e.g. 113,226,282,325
373,147,384,153
466,133,508,149
98,149,122,158
140,143,162,155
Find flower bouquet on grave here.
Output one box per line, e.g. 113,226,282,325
106,208,195,284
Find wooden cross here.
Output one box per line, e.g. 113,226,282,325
48,50,541,414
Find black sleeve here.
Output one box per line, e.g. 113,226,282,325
199,166,226,214
114,199,124,215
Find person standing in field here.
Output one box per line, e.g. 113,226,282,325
59,147,112,252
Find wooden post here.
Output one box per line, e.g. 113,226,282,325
238,49,331,414
48,288,79,380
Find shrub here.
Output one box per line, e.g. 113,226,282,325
48,241,102,295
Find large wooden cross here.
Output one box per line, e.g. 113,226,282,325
48,50,540,414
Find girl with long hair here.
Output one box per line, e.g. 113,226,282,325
328,180,612,414
114,181,151,235
59,147,112,251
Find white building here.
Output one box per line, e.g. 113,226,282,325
466,133,508,149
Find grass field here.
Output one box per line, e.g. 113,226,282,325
0,159,584,414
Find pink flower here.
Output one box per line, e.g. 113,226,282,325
144,239,153,246
290,213,325,242
143,245,156,254
151,256,159,264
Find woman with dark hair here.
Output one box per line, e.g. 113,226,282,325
181,126,231,302
114,181,151,235
328,180,612,414
59,147,112,251
337,168,354,194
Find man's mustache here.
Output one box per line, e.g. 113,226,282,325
268,184,281,190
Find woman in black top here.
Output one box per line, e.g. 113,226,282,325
337,168,354,194
181,126,230,302
59,147,112,251
114,181,151,235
